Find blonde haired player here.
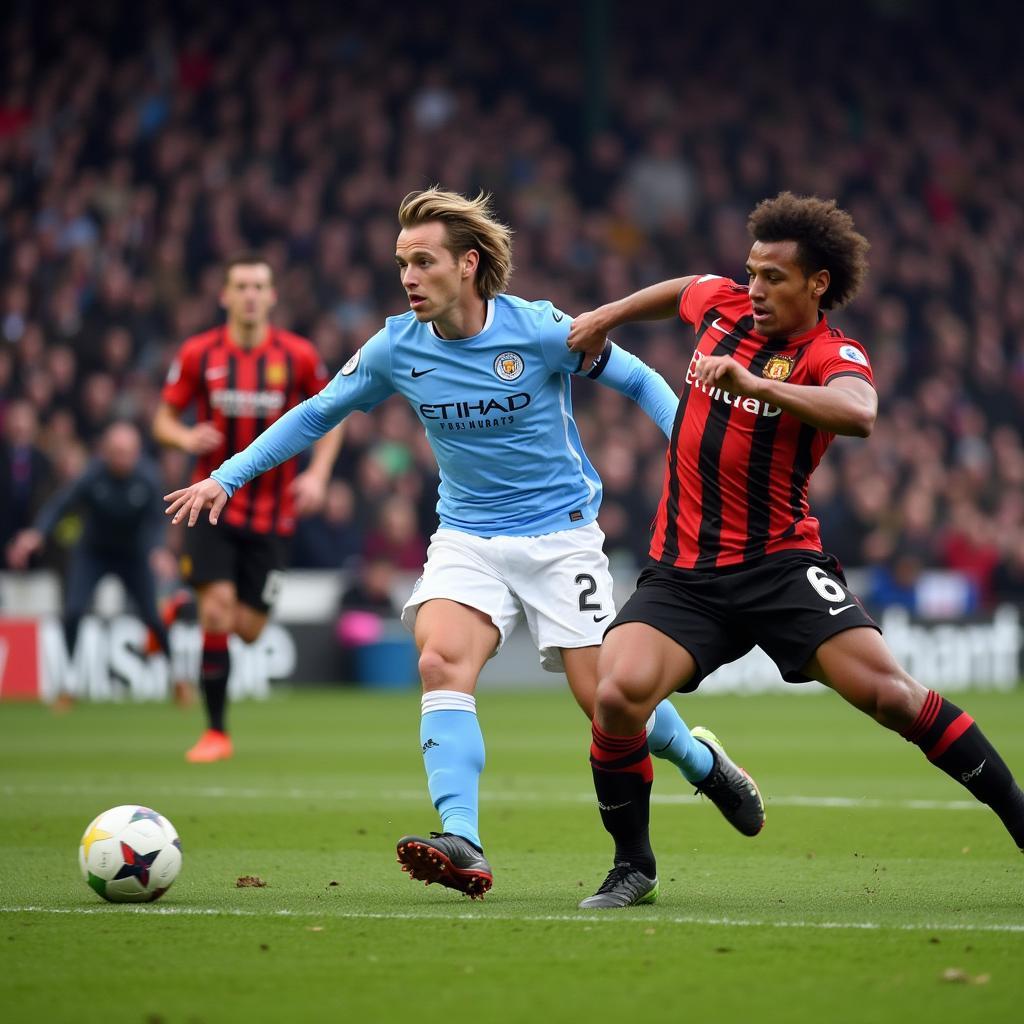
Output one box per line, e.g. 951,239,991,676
166,190,764,897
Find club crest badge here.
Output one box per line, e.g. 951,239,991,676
266,363,287,386
763,355,795,381
341,349,361,376
494,351,524,381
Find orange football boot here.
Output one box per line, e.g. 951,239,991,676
185,729,233,763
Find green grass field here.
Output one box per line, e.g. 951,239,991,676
2,687,1023,1024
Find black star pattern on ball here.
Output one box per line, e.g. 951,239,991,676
114,842,159,888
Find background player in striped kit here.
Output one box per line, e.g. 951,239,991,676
164,188,765,898
567,192,1024,908
153,255,344,762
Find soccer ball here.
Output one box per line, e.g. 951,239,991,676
79,805,182,903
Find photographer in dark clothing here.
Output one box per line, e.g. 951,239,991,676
7,421,171,657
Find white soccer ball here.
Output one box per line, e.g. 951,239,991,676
78,805,182,903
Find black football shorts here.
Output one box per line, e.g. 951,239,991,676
182,517,288,613
609,550,880,691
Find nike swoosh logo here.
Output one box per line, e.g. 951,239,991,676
828,604,855,616
552,311,564,322
411,367,436,378
205,367,229,380
593,614,610,623
711,317,729,334
598,801,630,812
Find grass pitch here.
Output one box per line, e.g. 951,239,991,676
1,686,1023,1024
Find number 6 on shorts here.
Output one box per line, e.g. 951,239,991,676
805,565,846,603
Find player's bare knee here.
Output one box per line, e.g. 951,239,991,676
197,584,235,634
594,674,647,729
418,647,464,691
199,602,233,634
870,670,927,731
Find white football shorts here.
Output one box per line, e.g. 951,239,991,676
401,522,616,672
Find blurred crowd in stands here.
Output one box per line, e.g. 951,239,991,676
2,0,1023,618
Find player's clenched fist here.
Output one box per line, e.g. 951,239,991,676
164,478,228,527
693,354,760,397
565,309,608,371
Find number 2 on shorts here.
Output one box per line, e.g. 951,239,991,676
575,573,602,612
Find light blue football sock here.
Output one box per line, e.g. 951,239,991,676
419,690,485,850
647,698,713,784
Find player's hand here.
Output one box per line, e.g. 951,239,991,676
164,478,229,527
566,309,610,372
185,423,224,456
6,529,43,570
290,470,328,517
693,354,761,397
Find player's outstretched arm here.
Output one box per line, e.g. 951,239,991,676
161,398,341,530
164,478,228,527
210,397,344,501
584,343,679,439
568,276,699,366
212,332,393,500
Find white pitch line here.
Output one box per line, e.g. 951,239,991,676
0,783,983,812
1,904,1022,934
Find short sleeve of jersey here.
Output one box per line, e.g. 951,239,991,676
310,328,396,421
808,336,875,388
161,341,201,410
678,275,743,326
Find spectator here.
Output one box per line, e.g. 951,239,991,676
0,400,55,556
363,494,427,573
992,536,1024,609
941,499,1002,609
622,129,698,234
0,0,1020,608
6,421,172,663
291,479,363,570
334,556,403,682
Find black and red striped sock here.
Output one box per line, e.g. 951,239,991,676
590,722,656,876
200,632,230,734
903,690,1024,847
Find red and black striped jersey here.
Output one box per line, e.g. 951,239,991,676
162,326,328,536
650,275,874,569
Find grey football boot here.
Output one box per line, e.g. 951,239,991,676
579,863,659,909
691,726,765,837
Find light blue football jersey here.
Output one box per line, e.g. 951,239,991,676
212,295,678,537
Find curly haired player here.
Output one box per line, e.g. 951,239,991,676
568,192,1024,908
